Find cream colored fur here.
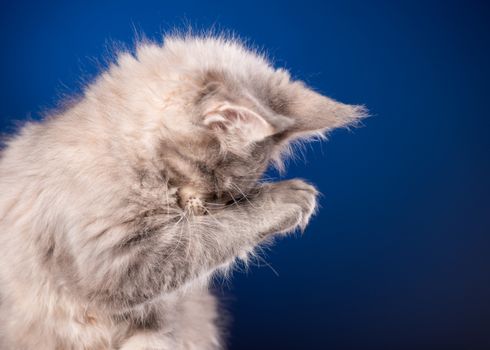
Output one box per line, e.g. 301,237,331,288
0,34,365,349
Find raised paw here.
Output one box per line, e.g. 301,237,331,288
263,179,318,233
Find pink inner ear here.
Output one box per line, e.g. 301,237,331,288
203,104,275,142
203,113,228,130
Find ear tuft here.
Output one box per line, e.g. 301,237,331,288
203,104,275,143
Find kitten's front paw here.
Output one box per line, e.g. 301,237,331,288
265,179,318,233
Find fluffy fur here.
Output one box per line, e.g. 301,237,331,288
0,34,365,349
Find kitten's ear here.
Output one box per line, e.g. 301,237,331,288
275,80,367,136
203,103,275,143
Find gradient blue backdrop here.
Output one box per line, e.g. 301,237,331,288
1,1,489,349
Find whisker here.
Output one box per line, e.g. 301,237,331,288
229,182,256,209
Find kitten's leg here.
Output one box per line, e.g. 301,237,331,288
119,332,174,350
118,288,221,350
83,179,317,312
173,288,222,350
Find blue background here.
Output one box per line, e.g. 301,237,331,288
1,1,489,349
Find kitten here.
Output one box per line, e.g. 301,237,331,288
0,34,365,349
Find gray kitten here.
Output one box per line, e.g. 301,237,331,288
0,35,365,349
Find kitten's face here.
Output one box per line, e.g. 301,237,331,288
165,70,361,205
132,38,365,204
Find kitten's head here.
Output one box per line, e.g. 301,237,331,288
107,35,366,204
